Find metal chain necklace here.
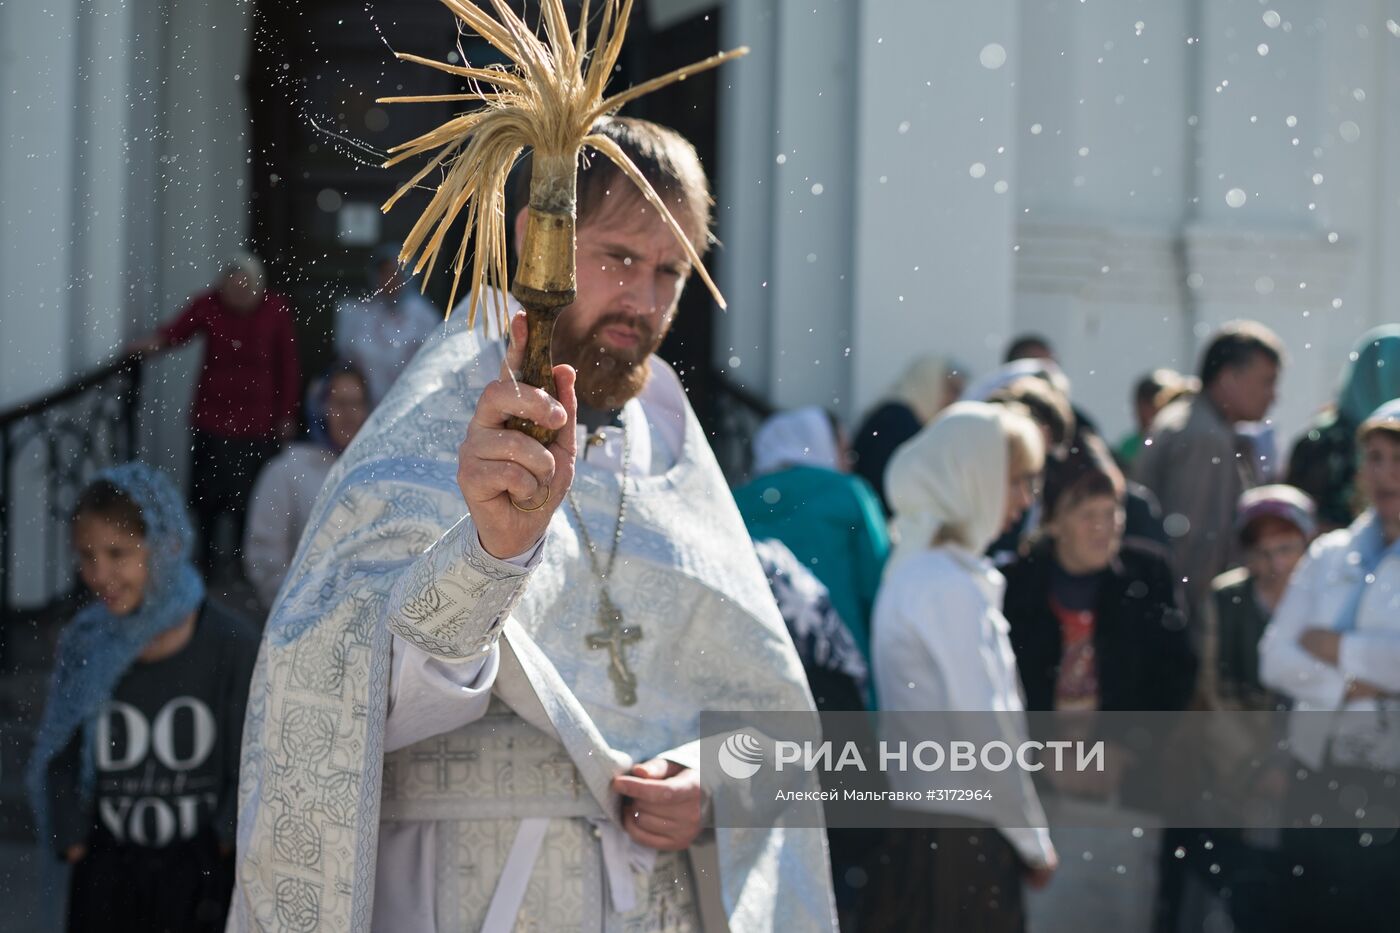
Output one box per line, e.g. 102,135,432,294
568,418,642,706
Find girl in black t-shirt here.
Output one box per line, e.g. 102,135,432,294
26,464,257,933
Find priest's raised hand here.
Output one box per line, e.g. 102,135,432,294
458,310,579,559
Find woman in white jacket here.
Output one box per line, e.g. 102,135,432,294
862,401,1056,933
1259,398,1400,932
243,363,370,610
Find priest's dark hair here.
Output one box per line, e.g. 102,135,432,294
511,117,714,256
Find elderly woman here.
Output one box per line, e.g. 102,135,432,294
127,253,301,572
861,401,1056,933
733,406,889,662
1002,435,1195,715
1000,435,1196,933
1260,398,1400,932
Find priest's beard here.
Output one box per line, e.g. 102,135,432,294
553,310,670,411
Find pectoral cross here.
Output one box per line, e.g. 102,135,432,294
586,591,642,706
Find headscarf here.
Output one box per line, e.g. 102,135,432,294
306,361,370,454
25,463,205,855
885,401,1012,572
751,406,841,475
962,357,1073,404
1338,326,1400,427
1236,484,1317,541
1362,397,1400,434
888,355,960,425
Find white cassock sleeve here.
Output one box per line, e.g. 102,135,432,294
384,525,544,753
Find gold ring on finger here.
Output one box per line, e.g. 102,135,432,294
509,484,550,513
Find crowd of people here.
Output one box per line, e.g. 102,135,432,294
20,111,1400,933
738,323,1400,932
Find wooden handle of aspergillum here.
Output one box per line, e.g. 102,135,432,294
506,154,577,446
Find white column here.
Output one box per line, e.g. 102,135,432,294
717,0,859,412
0,0,80,406
715,0,778,394
140,0,255,482
849,0,1020,419
763,0,859,411
70,0,139,373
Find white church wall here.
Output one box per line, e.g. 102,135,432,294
720,0,1399,452
848,0,1021,423
716,0,860,412
0,0,83,407
0,0,250,607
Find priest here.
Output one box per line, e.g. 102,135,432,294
228,117,837,932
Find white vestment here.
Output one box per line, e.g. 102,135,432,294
229,300,838,933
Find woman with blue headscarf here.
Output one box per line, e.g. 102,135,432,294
244,360,371,610
1287,326,1400,529
25,463,258,932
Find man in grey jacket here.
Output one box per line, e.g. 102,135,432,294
1133,320,1285,638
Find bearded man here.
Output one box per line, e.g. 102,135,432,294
229,117,837,933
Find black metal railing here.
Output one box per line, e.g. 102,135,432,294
0,355,143,625
707,370,773,483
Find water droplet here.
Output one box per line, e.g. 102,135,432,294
811,183,824,195
1286,114,1298,128
1263,10,1281,28
979,43,1007,70
1030,123,1043,135
1257,43,1269,56
1340,121,1361,142
993,180,1009,194
1225,188,1247,208
969,162,987,179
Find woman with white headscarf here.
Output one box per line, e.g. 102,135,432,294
852,354,967,514
860,402,1057,933
733,406,890,667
